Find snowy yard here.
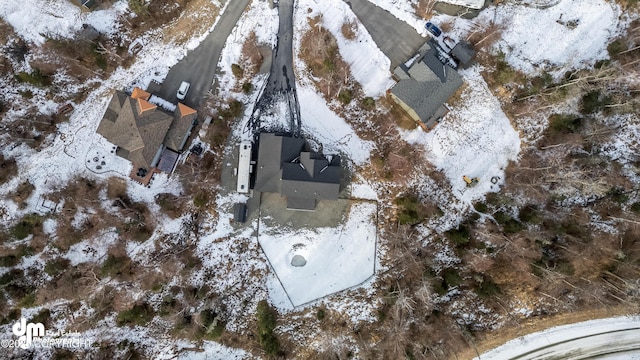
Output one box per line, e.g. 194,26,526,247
259,201,377,307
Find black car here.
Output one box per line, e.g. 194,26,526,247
425,22,442,37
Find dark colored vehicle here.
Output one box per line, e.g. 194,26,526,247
425,22,442,37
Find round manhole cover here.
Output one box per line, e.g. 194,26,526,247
291,255,306,267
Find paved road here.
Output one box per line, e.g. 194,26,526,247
249,0,301,136
475,316,640,360
156,0,251,108
344,0,426,68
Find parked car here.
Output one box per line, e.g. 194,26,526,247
176,81,190,100
425,22,442,37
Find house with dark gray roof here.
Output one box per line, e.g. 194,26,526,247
254,133,342,211
96,87,197,183
390,42,464,130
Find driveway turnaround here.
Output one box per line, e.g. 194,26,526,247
344,0,426,68
157,0,251,108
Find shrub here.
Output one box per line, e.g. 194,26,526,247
473,202,488,213
607,39,627,58
361,96,375,110
44,257,71,277
256,300,280,356
442,268,462,289
117,302,155,327
445,224,470,247
128,0,146,15
316,308,325,321
337,89,353,104
548,113,583,134
19,293,37,308
494,211,524,234
395,195,426,225
0,155,18,185
101,254,130,278
519,204,541,224
29,308,50,327
193,191,209,208
242,82,253,94
199,309,225,340
630,202,640,214
0,255,18,267
10,213,43,240
607,187,629,204
580,90,611,114
475,276,501,298
231,63,244,78
15,67,51,87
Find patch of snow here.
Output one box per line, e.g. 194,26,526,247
64,230,118,266
488,0,621,78
297,86,375,166
0,0,128,45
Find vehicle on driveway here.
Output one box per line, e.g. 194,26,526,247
177,81,190,100
425,22,442,37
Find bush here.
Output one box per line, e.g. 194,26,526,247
15,67,51,87
607,187,629,204
445,224,470,247
242,82,253,94
193,191,209,208
44,257,71,277
10,214,43,240
199,309,225,340
0,155,18,185
29,308,50,327
580,90,611,114
519,204,541,224
607,39,627,58
475,276,501,299
117,303,155,326
494,211,524,234
316,308,325,321
337,89,353,105
231,63,244,78
548,113,583,135
101,254,130,278
128,0,146,15
442,268,462,289
630,202,640,214
361,96,375,110
256,300,280,356
395,196,426,225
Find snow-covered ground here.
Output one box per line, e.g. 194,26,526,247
259,201,377,307
0,0,128,45
403,66,521,203
300,0,395,97
487,0,622,78
475,316,640,360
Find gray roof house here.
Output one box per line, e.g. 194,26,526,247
390,42,463,130
254,133,342,211
96,87,197,183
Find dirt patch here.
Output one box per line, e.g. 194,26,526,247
163,0,220,45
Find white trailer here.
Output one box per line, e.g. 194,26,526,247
237,141,252,193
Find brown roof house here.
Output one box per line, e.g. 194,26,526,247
96,87,197,184
390,41,464,131
254,133,342,211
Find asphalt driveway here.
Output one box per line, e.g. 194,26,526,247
344,0,426,68
156,0,251,108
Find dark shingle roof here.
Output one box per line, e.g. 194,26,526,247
253,133,342,209
391,44,463,123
